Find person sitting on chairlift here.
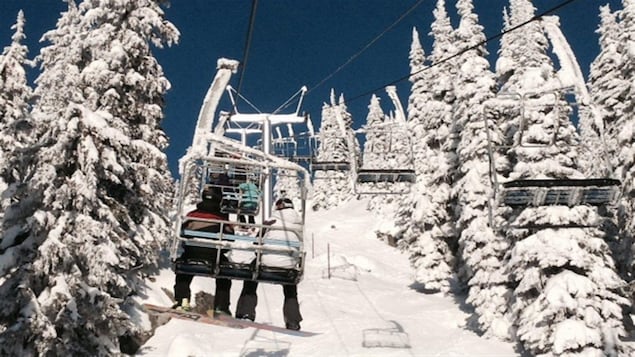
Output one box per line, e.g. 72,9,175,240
237,179,261,228
173,185,235,315
234,198,303,331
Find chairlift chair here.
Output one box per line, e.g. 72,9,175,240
311,134,353,173
483,87,621,230
354,124,416,195
172,136,310,285
289,132,319,165
171,61,312,285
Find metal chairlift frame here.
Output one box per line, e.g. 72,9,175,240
292,131,319,165
483,87,621,230
172,59,312,285
269,120,319,165
172,136,311,285
353,86,415,194
353,124,416,195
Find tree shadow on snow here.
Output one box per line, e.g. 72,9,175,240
408,281,481,335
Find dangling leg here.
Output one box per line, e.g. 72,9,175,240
173,274,194,308
282,284,302,330
235,280,258,321
213,278,232,315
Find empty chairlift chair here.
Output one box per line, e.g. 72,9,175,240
482,88,621,229
311,134,352,173
354,124,416,194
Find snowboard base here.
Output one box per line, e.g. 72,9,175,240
143,303,318,337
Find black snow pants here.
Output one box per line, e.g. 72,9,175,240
173,274,232,312
235,281,303,324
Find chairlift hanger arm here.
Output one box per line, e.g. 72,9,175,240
205,134,311,187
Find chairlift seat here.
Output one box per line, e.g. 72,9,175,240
501,178,621,207
311,161,350,171
174,258,214,277
357,169,416,184
214,262,302,285
179,226,304,284
256,265,303,285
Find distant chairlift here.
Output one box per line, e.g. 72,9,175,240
483,87,621,229
354,124,416,194
311,133,353,173
354,85,415,194
271,117,319,166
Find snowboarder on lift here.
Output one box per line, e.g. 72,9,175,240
173,185,234,314
234,198,303,330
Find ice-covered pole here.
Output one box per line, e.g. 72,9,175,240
191,58,239,157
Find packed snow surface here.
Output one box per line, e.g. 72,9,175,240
135,199,517,356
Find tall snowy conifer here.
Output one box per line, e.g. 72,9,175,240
497,1,628,354
400,0,458,293
378,28,426,247
451,0,513,339
0,1,179,355
359,94,386,203
0,11,33,222
362,93,412,241
312,90,357,211
587,5,631,277
604,0,635,281
592,4,627,167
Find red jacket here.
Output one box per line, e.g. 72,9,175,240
183,210,233,234
186,210,225,220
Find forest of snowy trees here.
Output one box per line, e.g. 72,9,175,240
311,0,635,355
0,0,634,355
0,0,178,355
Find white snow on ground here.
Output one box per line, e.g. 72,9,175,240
135,199,517,356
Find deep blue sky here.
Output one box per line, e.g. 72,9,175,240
0,0,622,176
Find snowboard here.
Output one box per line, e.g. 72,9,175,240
143,303,318,337
211,312,319,337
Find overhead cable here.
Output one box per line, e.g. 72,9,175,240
237,0,259,95
343,0,581,106
307,0,427,96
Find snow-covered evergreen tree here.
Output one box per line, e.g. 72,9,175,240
403,0,458,293
586,4,632,280
360,94,386,171
0,1,179,355
358,94,387,198
451,0,513,339
497,1,629,354
592,4,627,167
0,10,34,222
602,0,635,282
376,28,426,247
388,0,458,294
312,90,357,211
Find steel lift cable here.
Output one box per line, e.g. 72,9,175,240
343,0,582,106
